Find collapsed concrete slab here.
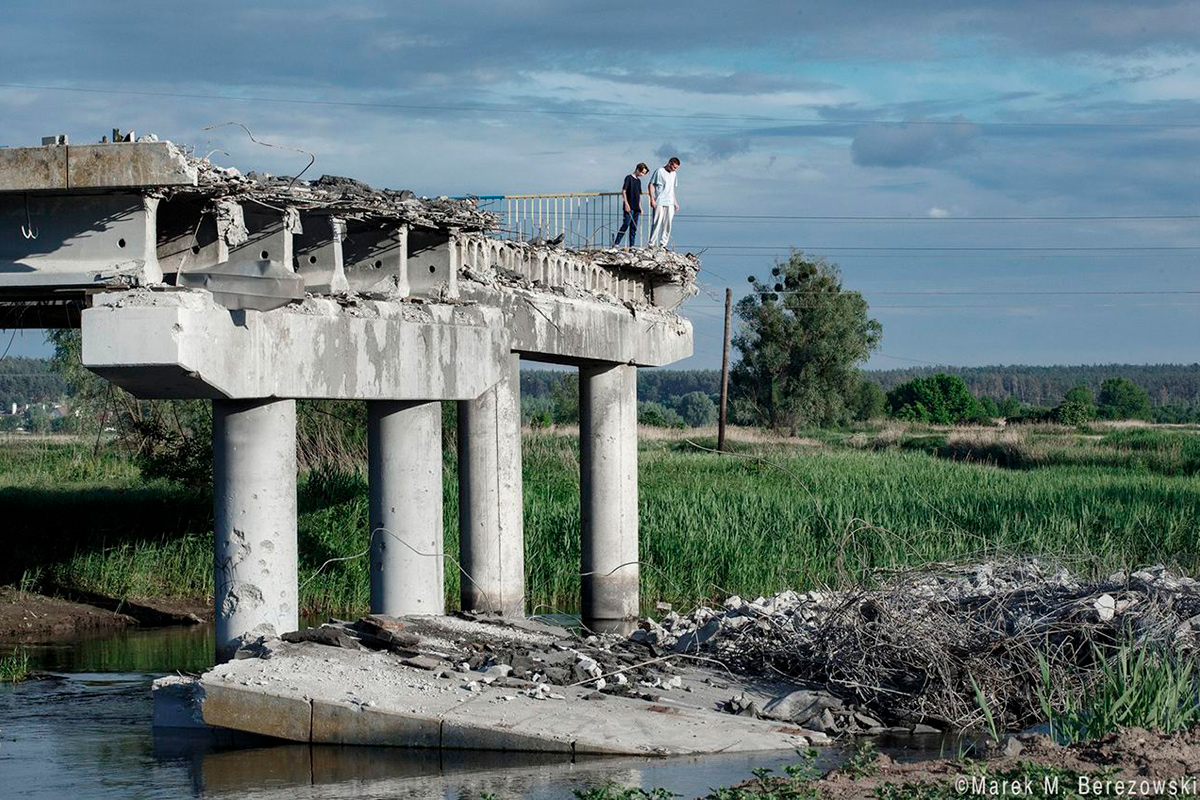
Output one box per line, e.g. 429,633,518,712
156,616,820,756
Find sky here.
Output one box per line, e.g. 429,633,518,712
1,0,1198,370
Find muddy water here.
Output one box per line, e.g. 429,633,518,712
1,626,948,799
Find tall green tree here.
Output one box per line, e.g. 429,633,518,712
1097,377,1151,420
886,373,985,424
730,252,881,432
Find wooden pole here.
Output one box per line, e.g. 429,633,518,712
717,287,732,453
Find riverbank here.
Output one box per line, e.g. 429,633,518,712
2,425,1198,619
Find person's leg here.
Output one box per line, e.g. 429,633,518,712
660,205,675,246
613,210,631,246
629,210,639,246
649,206,666,246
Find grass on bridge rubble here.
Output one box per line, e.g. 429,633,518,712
1,423,1198,617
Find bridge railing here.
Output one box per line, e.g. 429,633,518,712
468,193,652,250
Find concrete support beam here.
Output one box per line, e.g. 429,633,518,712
0,193,162,289
83,291,510,401
368,400,445,616
343,221,406,295
230,204,296,267
457,283,693,367
579,363,639,634
0,141,197,192
294,214,349,294
407,229,457,298
457,353,525,616
213,399,298,662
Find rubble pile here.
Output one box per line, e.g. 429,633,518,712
587,246,701,283
629,560,1200,731
166,155,498,231
273,612,691,705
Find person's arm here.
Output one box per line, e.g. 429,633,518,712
648,172,658,209
621,177,631,212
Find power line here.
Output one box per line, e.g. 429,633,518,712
3,82,1200,130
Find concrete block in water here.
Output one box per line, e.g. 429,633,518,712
200,683,312,742
312,699,440,747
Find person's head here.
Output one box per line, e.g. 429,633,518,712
666,157,681,172
634,163,649,177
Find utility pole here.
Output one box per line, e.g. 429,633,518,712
717,287,732,453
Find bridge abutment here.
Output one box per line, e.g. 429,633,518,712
457,353,526,616
213,398,299,662
367,400,446,616
579,363,640,634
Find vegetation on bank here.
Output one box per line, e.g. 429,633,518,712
3,421,1197,616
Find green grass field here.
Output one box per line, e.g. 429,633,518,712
2,422,1198,617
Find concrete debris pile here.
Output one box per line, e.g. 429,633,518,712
274,612,689,702
586,246,701,283
628,560,1200,732
169,155,497,231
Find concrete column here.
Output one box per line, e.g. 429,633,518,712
213,399,298,662
579,362,639,634
368,400,444,616
458,353,525,616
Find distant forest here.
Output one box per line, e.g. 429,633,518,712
866,364,1200,408
522,364,1200,409
0,357,67,405
4,357,1200,411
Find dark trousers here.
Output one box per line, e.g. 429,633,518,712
614,209,640,246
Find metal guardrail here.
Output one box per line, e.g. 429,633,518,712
466,193,652,250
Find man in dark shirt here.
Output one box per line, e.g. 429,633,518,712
613,163,649,247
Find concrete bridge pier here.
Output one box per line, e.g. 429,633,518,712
579,363,640,634
213,399,299,662
457,353,526,616
368,400,445,616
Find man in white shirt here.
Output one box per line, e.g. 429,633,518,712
648,157,680,247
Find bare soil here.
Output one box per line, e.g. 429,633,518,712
0,587,137,641
48,586,211,626
817,728,1200,797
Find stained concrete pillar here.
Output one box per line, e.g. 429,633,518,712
368,400,445,616
213,399,298,662
457,353,525,616
579,362,639,634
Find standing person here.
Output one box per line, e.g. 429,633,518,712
648,157,681,247
613,163,649,247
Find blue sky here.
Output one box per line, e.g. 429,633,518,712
2,1,1198,369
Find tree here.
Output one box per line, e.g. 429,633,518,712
637,401,685,428
1053,384,1096,425
885,374,984,424
674,391,717,427
848,379,887,421
978,395,1000,418
997,396,1022,419
730,252,882,432
1097,377,1151,420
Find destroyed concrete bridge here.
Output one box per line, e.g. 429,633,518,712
0,135,697,659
